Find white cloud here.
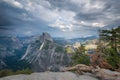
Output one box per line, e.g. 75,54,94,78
71,0,105,12
84,1,105,11
48,10,75,31
92,22,105,27
75,20,104,28
3,0,23,8
24,1,76,23
24,1,59,22
49,18,73,32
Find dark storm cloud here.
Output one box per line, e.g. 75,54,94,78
0,0,120,38
0,1,13,26
0,0,35,26
0,16,13,26
46,0,78,11
0,0,38,35
47,0,120,27
75,13,104,21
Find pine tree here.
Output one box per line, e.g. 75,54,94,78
99,26,120,52
98,26,120,69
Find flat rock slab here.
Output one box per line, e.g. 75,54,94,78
0,72,99,80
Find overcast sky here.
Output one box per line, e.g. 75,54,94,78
0,0,120,38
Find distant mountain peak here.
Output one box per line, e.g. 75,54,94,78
21,33,70,72
42,32,53,42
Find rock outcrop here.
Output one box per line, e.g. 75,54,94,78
0,72,99,80
93,68,120,80
63,64,93,74
63,64,120,80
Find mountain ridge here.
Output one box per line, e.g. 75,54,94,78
21,32,70,72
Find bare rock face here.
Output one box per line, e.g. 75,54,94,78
42,32,53,42
0,60,6,69
0,72,99,80
93,69,120,80
21,32,70,72
63,64,120,80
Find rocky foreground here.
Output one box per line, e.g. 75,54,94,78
63,64,120,80
0,64,120,80
0,72,99,80
0,70,120,80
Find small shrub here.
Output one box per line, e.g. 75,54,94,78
15,69,32,74
104,48,120,69
0,69,32,77
0,69,14,77
71,52,90,66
